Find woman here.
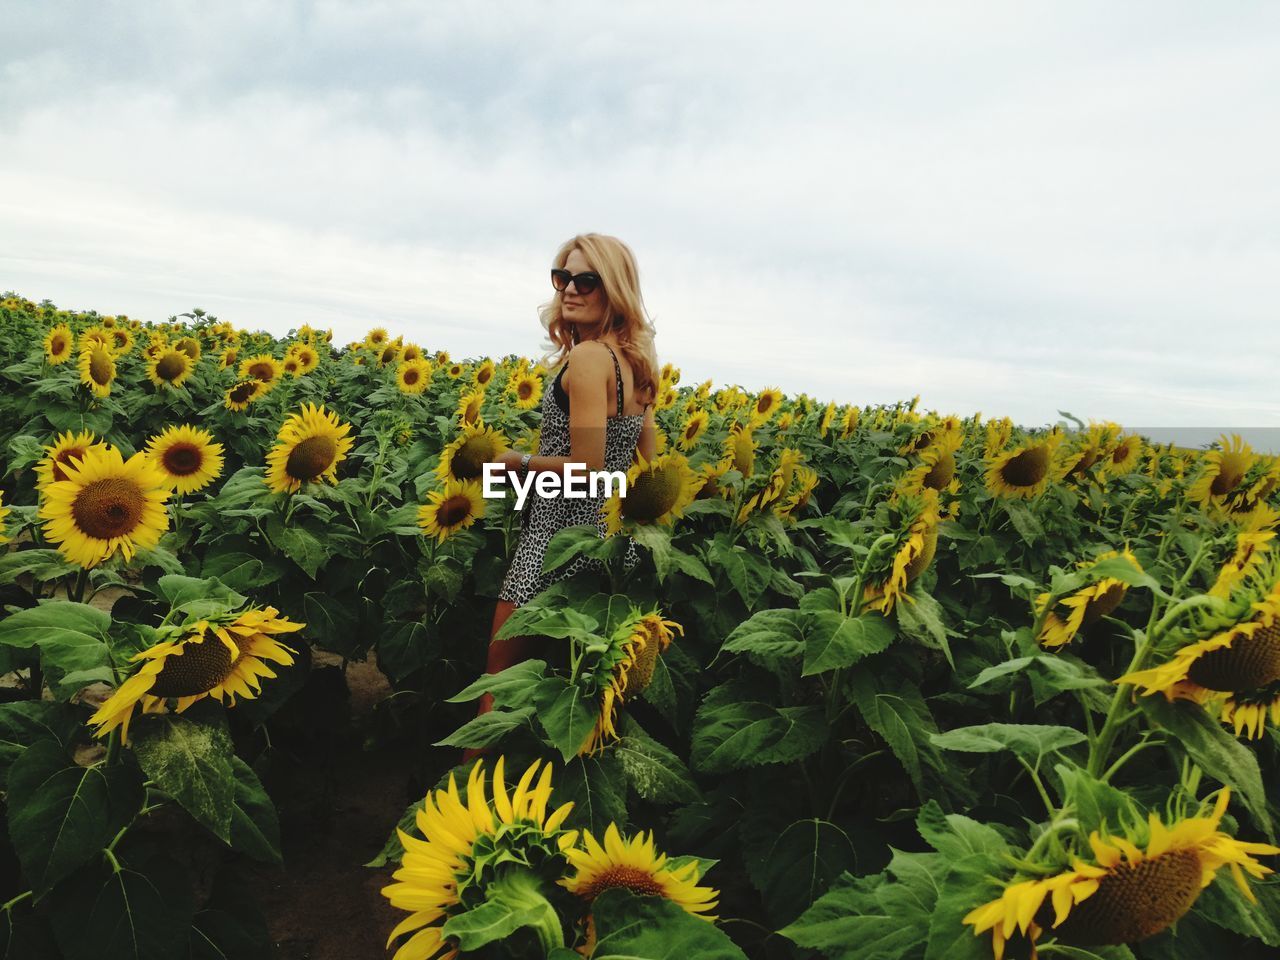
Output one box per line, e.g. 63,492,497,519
478,233,660,716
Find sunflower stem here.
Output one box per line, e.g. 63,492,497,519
1,890,33,912
69,566,89,603
107,729,121,766
1100,733,1162,784
1016,756,1056,816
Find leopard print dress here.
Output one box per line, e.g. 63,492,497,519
498,343,642,607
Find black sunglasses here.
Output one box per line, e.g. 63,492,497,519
550,268,602,296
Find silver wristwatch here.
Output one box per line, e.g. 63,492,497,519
519,452,532,479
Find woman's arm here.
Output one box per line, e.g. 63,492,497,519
493,342,612,478
637,399,657,463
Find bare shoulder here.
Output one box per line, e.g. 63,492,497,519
566,340,613,373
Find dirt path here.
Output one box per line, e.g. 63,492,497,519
254,652,411,960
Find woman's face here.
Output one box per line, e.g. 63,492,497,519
560,248,607,329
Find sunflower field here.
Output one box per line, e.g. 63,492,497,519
1,292,1279,960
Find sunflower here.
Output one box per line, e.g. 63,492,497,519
455,388,486,426
748,387,783,427
173,336,201,362
239,354,284,392
839,405,860,439
436,423,508,484
0,490,10,545
78,342,116,398
473,358,496,388
282,357,301,376
695,457,733,501
87,606,302,745
78,327,112,352
377,341,401,367
265,403,355,494
778,466,819,522
899,427,963,495
818,401,837,438
509,371,543,410
109,327,134,355
397,358,432,395
446,362,465,380
582,612,683,754
677,410,709,451
1101,433,1144,478
145,347,195,389
1036,548,1142,648
561,824,718,921
36,429,110,487
225,378,267,411
735,448,802,525
963,788,1279,958
44,323,74,364
382,757,576,960
417,480,486,543
364,327,389,348
862,489,941,614
723,421,757,478
401,343,424,362
144,424,225,494
1117,553,1280,739
985,433,1063,500
984,417,1013,457
1208,511,1277,600
1189,434,1259,508
38,446,170,568
601,452,700,536
288,343,320,373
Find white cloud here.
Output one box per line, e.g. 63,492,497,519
2,0,1278,441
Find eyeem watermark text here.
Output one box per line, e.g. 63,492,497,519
482,462,627,511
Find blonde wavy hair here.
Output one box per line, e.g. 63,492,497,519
539,233,660,409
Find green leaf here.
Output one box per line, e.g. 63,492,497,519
1003,500,1044,545
199,551,285,591
691,693,825,774
6,741,144,894
302,590,361,655
633,524,713,584
228,756,282,863
589,887,749,959
802,610,895,676
0,700,83,788
930,723,1086,768
848,670,944,795
554,753,628,835
48,849,196,960
754,819,858,925
155,574,246,612
0,548,78,587
1137,698,1272,836
1193,871,1280,947
132,714,236,844
1087,556,1160,591
915,801,1010,860
613,718,701,804
434,706,535,748
721,608,806,667
534,677,598,761
445,660,547,707
1053,763,1135,834
542,524,610,574
895,583,954,666
781,864,931,959
0,602,113,678
441,867,563,952
276,525,329,578
708,540,773,608
924,857,1006,960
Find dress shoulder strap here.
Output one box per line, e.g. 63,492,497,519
601,344,624,415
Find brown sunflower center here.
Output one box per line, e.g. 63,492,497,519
148,633,235,698
622,622,665,695
162,443,204,476
450,437,498,480
380,346,398,365
229,381,257,404
51,333,68,354
923,451,955,490
176,337,200,359
435,494,474,528
1082,582,1127,625
1046,848,1202,946
623,466,682,523
903,525,939,582
579,866,666,902
1187,623,1280,692
1001,445,1050,488
477,368,493,385
518,381,533,400
89,349,113,386
248,361,276,381
1210,453,1250,497
71,477,147,540
53,447,88,483
285,436,338,481
156,352,186,381
402,368,421,385
756,396,772,414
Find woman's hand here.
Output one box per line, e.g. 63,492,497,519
489,449,525,479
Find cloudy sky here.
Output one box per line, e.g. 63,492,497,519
3,2,1278,445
